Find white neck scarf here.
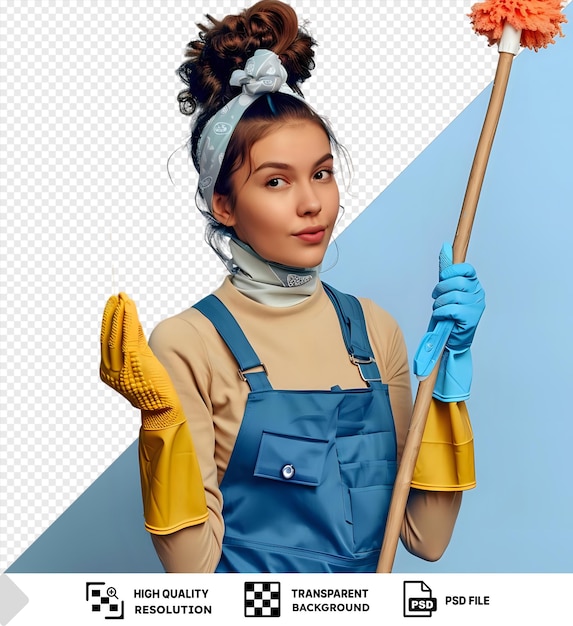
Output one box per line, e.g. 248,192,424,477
229,238,320,307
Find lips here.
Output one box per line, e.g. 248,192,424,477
294,227,326,244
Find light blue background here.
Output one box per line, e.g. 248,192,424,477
9,14,572,573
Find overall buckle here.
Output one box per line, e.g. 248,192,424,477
238,362,268,382
350,355,382,383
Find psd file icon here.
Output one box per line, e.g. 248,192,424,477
403,581,437,617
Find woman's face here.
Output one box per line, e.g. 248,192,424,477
213,120,340,268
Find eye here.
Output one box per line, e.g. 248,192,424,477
266,177,287,188
314,168,335,181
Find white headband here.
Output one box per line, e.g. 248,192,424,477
196,49,305,212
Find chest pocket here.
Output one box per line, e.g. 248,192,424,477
254,432,330,486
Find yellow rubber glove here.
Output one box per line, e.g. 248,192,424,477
100,293,209,534
411,399,476,491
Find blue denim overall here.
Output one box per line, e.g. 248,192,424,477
193,284,397,572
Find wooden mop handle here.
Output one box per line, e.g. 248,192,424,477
453,52,514,263
376,52,515,573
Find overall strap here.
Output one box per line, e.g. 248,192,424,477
193,295,272,392
322,283,382,384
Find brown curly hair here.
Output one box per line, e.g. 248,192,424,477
178,1,315,112
177,0,317,169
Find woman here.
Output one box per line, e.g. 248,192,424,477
100,0,484,573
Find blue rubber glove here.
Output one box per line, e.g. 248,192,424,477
413,242,485,401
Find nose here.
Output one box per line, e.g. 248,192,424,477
297,182,321,216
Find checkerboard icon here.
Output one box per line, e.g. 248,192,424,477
244,582,281,617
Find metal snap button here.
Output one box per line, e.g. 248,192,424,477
281,464,295,480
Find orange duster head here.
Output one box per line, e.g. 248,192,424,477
469,0,567,51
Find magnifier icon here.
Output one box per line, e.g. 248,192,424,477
107,587,118,599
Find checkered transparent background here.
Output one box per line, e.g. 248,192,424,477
1,0,543,570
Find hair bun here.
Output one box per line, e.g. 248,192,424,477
177,0,316,117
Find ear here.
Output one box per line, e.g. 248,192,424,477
211,192,236,227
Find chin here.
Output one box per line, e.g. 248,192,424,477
277,252,327,269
